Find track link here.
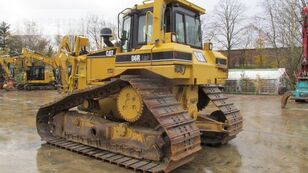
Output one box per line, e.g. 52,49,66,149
37,75,201,172
47,137,165,172
23,84,57,90
201,85,243,144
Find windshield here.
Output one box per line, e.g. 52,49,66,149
186,15,202,48
175,13,202,48
298,80,308,87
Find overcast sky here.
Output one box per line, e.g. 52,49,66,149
0,0,262,35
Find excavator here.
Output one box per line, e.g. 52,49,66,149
1,35,88,91
16,49,58,90
282,7,308,108
36,0,243,172
0,51,58,91
0,55,18,90
19,35,89,92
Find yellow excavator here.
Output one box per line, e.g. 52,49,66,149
19,35,89,91
36,0,243,172
0,55,18,90
0,35,88,91
15,49,57,90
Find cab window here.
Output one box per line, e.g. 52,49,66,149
175,12,202,48
186,15,202,48
175,13,185,43
138,15,153,44
122,16,131,51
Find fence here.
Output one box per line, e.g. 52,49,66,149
225,78,280,95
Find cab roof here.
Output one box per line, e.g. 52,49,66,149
135,0,206,14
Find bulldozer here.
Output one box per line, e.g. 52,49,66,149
36,0,243,172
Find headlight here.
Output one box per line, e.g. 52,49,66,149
175,65,186,74
216,58,227,66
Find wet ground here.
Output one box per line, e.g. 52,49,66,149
0,91,307,173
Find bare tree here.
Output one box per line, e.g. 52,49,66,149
22,21,51,54
85,15,105,50
201,16,216,42
54,34,63,48
238,24,259,67
256,0,282,67
256,0,308,85
6,20,51,55
208,0,245,65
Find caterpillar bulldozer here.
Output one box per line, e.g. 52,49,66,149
36,0,243,172
282,7,308,108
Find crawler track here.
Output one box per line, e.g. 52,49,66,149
20,84,57,91
37,75,201,172
201,86,243,144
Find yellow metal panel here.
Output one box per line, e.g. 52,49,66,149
171,0,205,14
114,65,192,79
189,49,228,85
136,0,205,14
87,57,115,83
193,63,227,84
136,2,154,9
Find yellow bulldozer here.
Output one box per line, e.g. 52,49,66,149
36,0,243,172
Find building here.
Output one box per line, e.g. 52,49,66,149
219,47,301,69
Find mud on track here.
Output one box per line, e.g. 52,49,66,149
0,91,307,173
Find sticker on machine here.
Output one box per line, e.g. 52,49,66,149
194,51,207,62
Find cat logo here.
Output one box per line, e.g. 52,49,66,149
106,50,114,57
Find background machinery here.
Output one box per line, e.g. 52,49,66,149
36,0,243,172
282,7,308,108
17,48,57,90
19,35,89,92
0,55,18,90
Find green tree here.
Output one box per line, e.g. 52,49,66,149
0,21,11,53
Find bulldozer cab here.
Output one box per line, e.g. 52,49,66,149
86,0,227,89
119,0,203,52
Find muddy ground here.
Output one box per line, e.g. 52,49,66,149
0,91,307,173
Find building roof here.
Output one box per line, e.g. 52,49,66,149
228,68,286,80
